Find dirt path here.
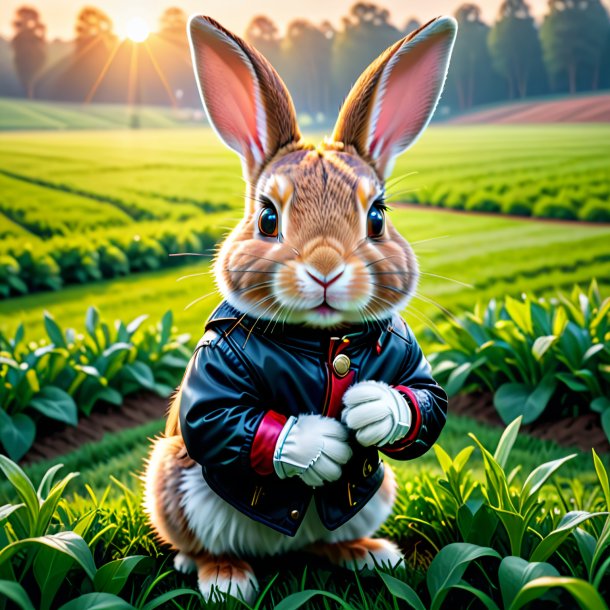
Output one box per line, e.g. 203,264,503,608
20,391,608,465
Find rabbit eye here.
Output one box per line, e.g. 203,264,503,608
258,206,278,238
367,204,385,238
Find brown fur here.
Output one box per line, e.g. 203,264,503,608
145,13,456,599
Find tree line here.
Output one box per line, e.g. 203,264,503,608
3,0,610,118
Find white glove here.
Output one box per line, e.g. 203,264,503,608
342,381,411,447
273,414,352,487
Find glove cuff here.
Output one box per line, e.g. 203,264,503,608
273,415,298,479
379,387,411,446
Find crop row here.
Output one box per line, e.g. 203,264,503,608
402,168,610,221
429,280,610,442
0,169,232,236
0,307,191,461
0,221,222,297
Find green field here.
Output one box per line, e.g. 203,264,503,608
0,97,206,131
1,125,609,341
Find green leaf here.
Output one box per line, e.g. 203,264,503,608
509,576,609,610
445,359,485,396
0,503,25,523
86,307,100,337
36,472,80,536
29,386,78,426
58,593,135,610
37,464,65,500
0,580,35,610
457,501,498,546
531,335,557,361
433,445,453,474
43,312,66,348
0,455,39,535
520,454,576,513
274,590,354,610
34,545,75,610
505,296,533,335
0,411,36,462
378,572,425,610
573,528,596,575
160,310,172,345
94,555,151,595
493,416,522,469
0,532,96,582
451,583,501,610
427,543,500,610
494,374,557,426
530,511,608,563
119,362,155,390
126,314,148,337
499,556,559,610
592,449,610,507
591,397,610,414
141,588,200,610
556,372,588,392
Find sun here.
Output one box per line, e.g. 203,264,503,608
125,17,150,43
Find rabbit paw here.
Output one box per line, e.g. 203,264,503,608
197,559,259,605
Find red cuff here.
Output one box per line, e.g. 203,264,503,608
382,386,422,454
250,410,287,476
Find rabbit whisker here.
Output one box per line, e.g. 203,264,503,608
412,292,460,324
240,253,290,268
385,171,418,188
411,235,449,245
227,268,279,275
184,289,220,311
419,271,472,289
365,254,403,268
176,271,209,282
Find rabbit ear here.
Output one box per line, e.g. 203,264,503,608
332,16,457,178
188,16,300,176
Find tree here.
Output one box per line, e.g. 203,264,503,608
540,0,609,93
488,0,543,98
11,6,46,98
245,16,283,71
158,7,188,43
332,3,401,109
50,7,116,102
448,4,500,109
74,6,115,54
282,20,334,119
403,18,421,36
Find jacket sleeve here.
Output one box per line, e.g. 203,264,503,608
179,339,286,475
381,322,448,460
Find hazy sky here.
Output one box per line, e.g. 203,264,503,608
2,0,610,40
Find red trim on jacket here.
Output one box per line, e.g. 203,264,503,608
381,385,422,454
251,410,287,475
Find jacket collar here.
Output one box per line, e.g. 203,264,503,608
206,300,393,350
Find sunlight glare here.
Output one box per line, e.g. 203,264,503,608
125,17,150,43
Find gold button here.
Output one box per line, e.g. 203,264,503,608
332,354,351,377
290,510,300,520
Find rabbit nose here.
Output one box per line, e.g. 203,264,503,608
305,264,345,287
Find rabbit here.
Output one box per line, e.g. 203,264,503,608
143,14,456,604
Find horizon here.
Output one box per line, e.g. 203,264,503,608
3,0,610,41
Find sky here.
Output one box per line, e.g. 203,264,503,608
5,0,608,41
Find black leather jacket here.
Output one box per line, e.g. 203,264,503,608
179,301,447,537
